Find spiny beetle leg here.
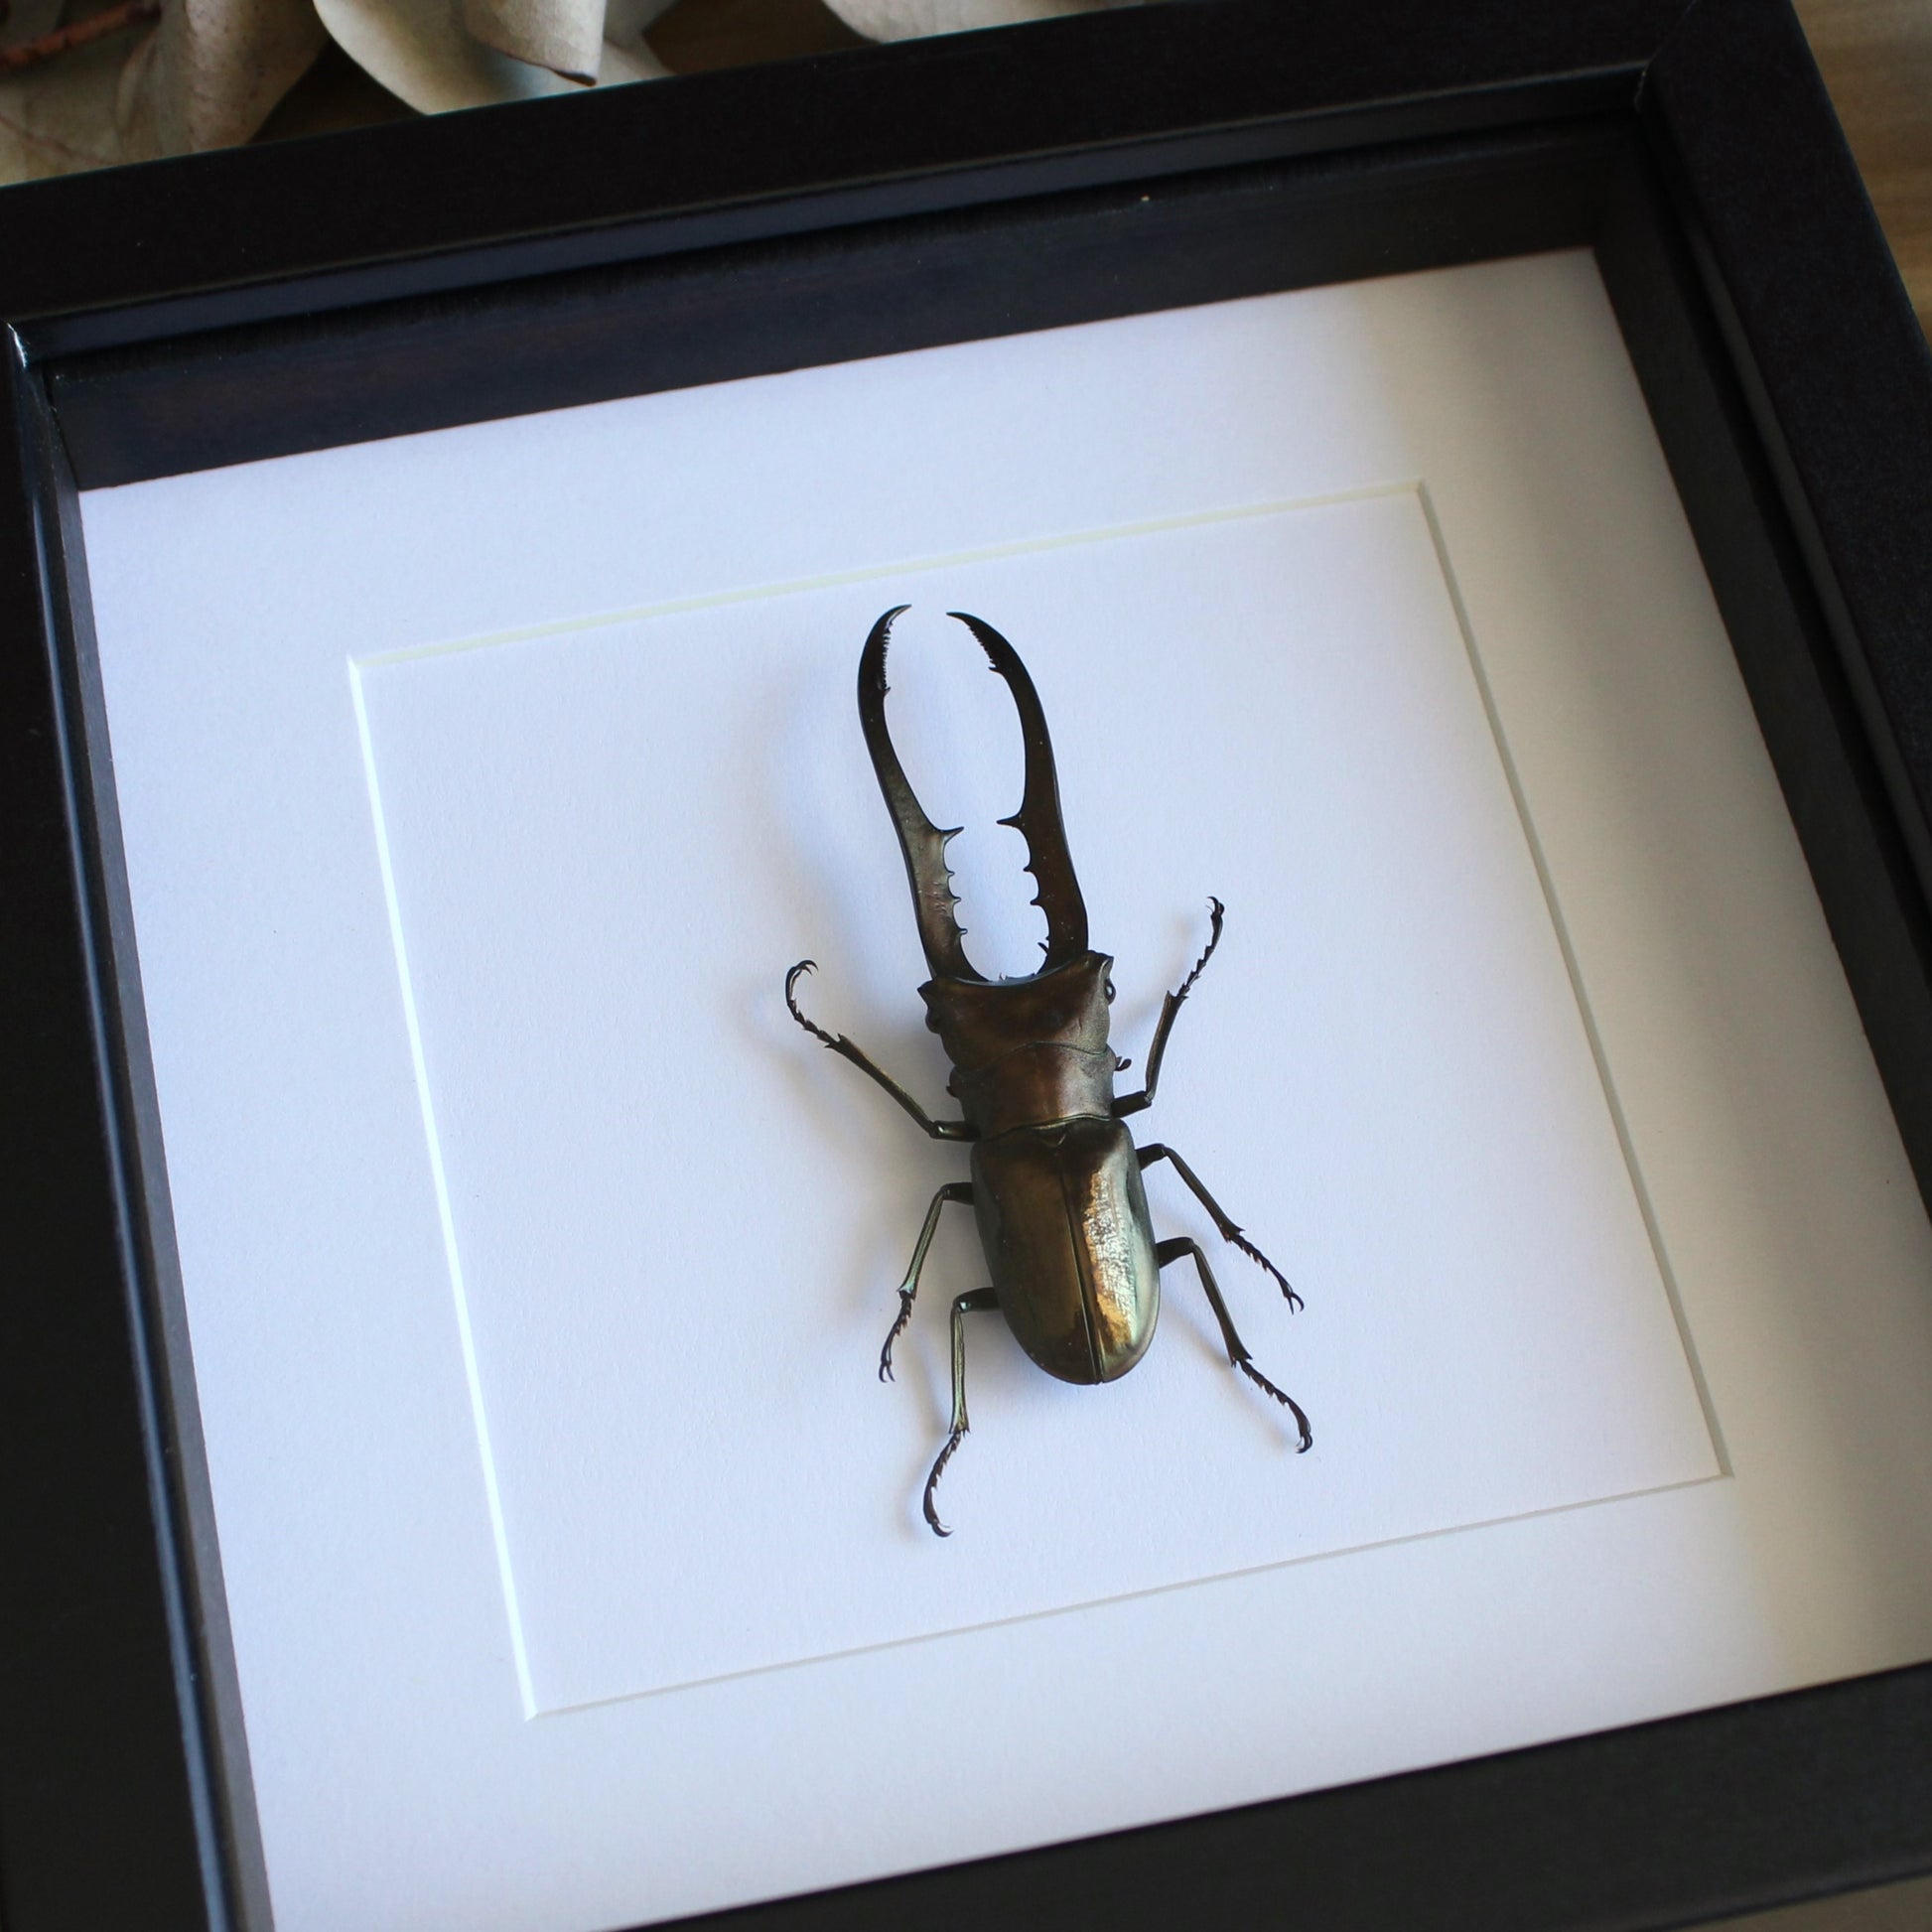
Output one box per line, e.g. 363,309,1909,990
1140,1143,1303,1311
923,1287,1001,1537
1114,897,1224,1119
1235,1359,1313,1450
882,1293,913,1382
784,960,975,1142
1155,1235,1312,1452
881,1182,975,1382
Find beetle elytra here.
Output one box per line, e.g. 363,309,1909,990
786,608,1310,1534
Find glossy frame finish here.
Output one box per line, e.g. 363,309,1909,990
5,2,1932,1928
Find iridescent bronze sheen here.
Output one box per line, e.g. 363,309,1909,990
786,609,1310,1535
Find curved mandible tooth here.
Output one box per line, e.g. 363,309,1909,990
947,612,1090,969
857,607,984,983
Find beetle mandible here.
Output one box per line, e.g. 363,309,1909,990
786,608,1311,1535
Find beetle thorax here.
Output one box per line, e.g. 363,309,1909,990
921,951,1119,1138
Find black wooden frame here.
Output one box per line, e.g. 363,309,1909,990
6,1,1932,1928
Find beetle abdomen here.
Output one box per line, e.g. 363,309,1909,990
970,1116,1161,1385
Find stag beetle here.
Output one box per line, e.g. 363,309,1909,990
787,608,1311,1535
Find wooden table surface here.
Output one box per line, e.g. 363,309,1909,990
1794,0,1932,332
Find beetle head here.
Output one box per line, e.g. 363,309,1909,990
858,606,1090,985
918,950,1114,1071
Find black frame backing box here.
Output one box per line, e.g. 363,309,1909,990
6,1,1932,1927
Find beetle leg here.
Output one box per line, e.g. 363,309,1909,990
1155,1236,1311,1451
881,1182,975,1382
1114,899,1224,1118
785,961,975,1141
1139,1143,1302,1311
923,1286,1001,1537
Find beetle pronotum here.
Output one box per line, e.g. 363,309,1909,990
787,608,1310,1534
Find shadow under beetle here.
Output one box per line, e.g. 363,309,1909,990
786,608,1311,1535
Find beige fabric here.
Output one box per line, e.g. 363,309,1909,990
461,0,604,83
0,0,323,180
0,0,1134,187
139,0,329,149
823,0,1130,38
310,0,663,114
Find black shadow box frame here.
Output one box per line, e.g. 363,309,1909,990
5,0,1932,1927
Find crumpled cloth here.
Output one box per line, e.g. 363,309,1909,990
0,0,326,180
826,0,1119,36
0,0,1132,183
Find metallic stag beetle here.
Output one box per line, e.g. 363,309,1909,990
786,608,1311,1535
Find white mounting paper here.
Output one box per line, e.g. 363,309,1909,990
354,490,1716,1712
